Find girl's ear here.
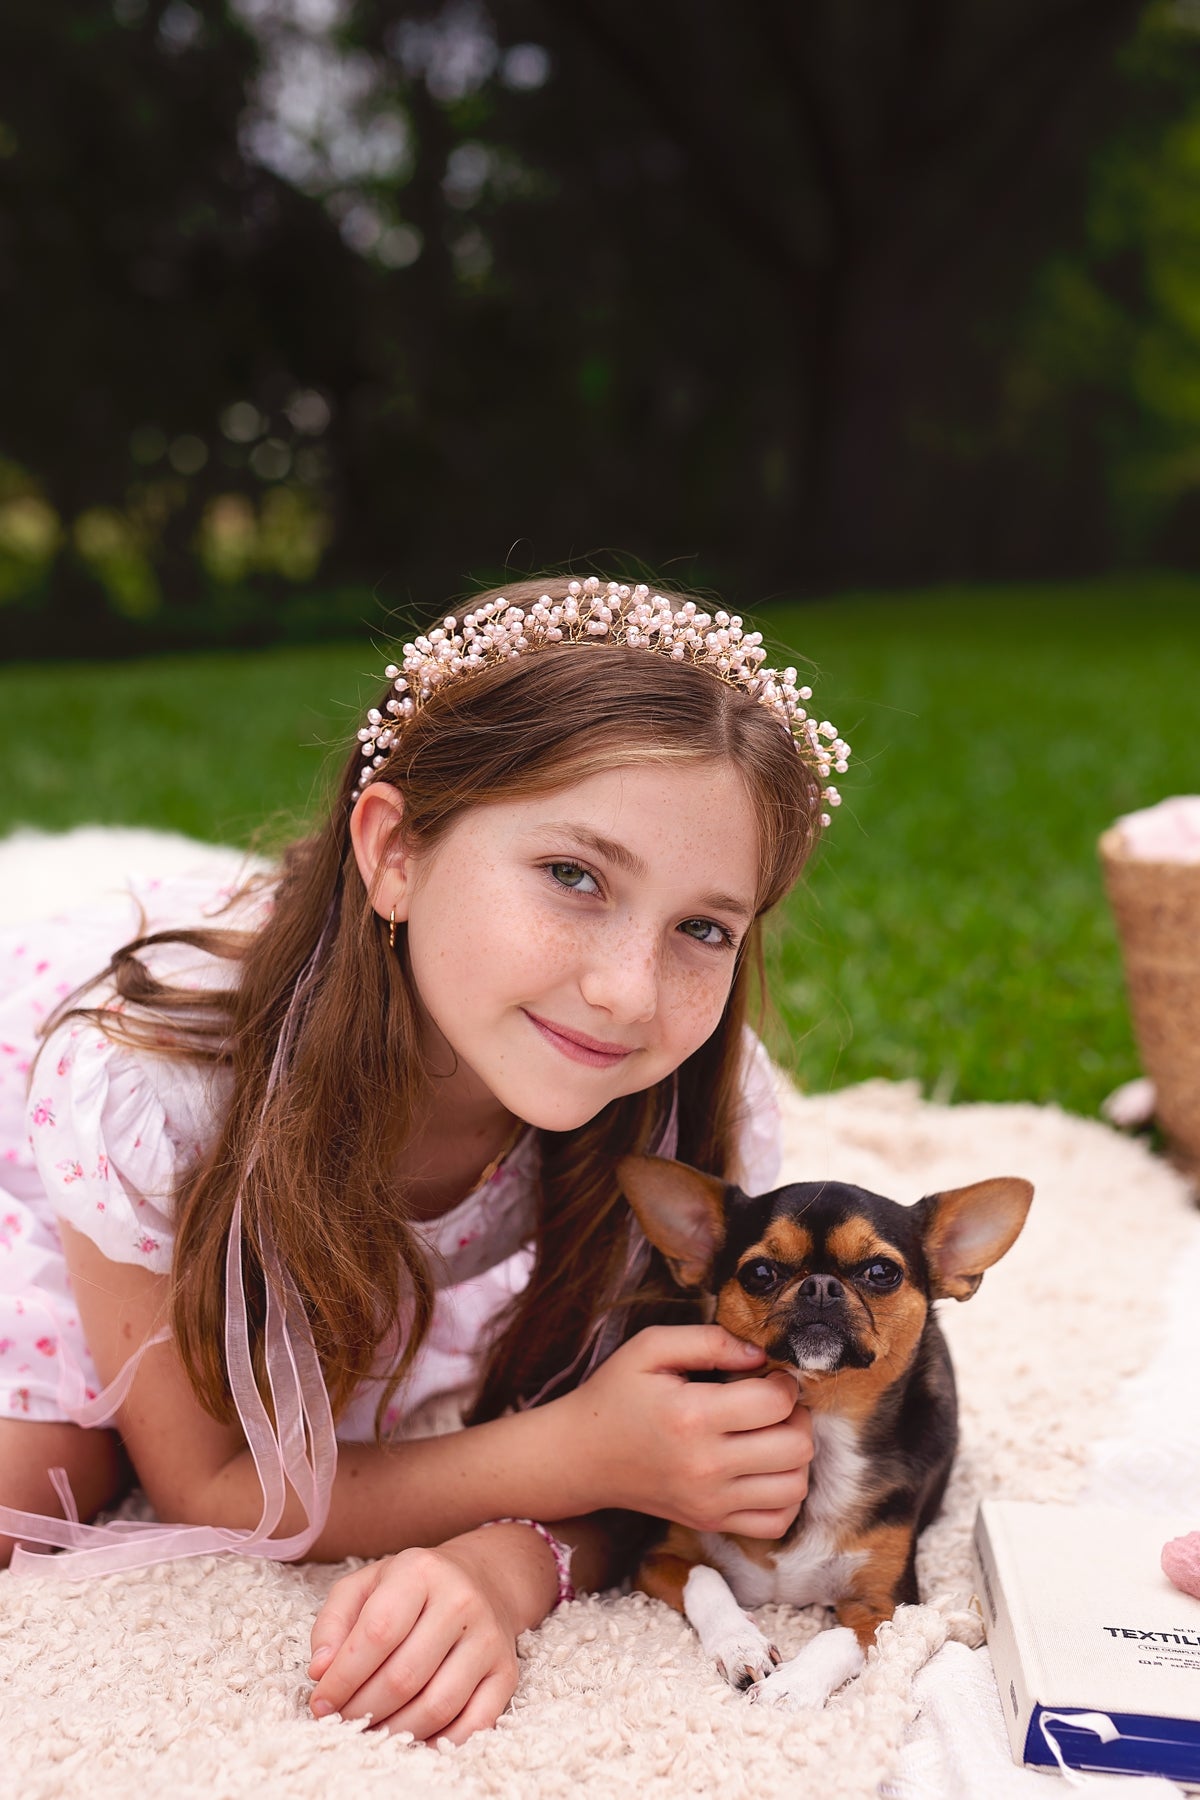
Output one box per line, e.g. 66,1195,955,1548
349,784,414,922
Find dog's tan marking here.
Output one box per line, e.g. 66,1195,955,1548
866,1287,929,1381
796,1366,888,1421
759,1218,814,1267
833,1521,918,1647
635,1523,708,1614
825,1220,907,1271
714,1280,773,1348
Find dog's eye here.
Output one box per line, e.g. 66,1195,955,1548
738,1259,782,1296
861,1258,903,1291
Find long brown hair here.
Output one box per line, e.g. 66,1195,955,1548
60,578,825,1430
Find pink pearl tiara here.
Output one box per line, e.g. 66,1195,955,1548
353,578,850,826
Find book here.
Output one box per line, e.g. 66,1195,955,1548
972,1499,1200,1789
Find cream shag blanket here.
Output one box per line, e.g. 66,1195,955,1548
0,829,1196,1800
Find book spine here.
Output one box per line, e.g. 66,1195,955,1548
971,1503,1041,1766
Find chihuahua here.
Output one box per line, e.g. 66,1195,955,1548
615,1157,1033,1709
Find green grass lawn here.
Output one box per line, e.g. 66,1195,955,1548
1,575,1196,1116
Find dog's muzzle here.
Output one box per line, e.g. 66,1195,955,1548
772,1273,876,1373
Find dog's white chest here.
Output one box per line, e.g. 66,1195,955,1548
699,1414,869,1609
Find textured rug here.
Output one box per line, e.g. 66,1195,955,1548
0,830,1196,1799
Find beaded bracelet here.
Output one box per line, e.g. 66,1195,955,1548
479,1516,576,1608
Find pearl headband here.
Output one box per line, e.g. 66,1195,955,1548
354,578,850,826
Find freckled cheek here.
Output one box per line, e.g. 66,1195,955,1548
503,911,589,982
660,961,735,1052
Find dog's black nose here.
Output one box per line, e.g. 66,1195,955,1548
799,1273,844,1306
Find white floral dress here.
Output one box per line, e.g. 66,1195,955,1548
0,869,783,1440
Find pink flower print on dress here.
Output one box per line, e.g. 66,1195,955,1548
136,1234,160,1256
0,1339,12,1355
0,1213,21,1250
34,1337,56,1357
56,1052,73,1077
35,959,50,975
92,1153,109,1182
10,1387,31,1414
56,1159,85,1184
30,1099,55,1128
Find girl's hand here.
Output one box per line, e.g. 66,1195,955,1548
307,1522,557,1745
566,1324,813,1537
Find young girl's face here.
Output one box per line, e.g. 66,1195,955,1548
392,760,761,1132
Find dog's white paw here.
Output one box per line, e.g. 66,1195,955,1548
748,1626,865,1710
712,1624,781,1691
682,1563,780,1690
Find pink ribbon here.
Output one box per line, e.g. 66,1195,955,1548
2,908,340,1576
1,1197,337,1576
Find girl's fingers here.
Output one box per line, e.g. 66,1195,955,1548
719,1505,805,1539
327,1608,457,1726
309,1562,381,1674
635,1323,765,1375
728,1465,810,1506
707,1369,805,1431
413,1669,519,1747
734,1415,813,1472
309,1573,431,1716
696,1470,808,1538
381,1639,515,1745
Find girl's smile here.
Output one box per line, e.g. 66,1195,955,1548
389,761,760,1134
521,1010,635,1067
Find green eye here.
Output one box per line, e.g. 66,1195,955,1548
679,918,732,947
549,862,589,888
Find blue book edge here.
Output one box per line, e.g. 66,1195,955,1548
1024,1705,1200,1783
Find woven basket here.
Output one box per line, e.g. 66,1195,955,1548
1100,825,1200,1177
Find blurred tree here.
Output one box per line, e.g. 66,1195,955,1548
1006,2,1200,563
0,0,366,650
0,0,1195,655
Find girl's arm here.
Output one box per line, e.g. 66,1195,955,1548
63,1226,811,1743
64,1225,811,1556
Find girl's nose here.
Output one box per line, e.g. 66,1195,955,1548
579,933,659,1024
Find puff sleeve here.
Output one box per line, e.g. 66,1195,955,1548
27,1017,228,1276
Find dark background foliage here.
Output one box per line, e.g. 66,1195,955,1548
2,0,1198,656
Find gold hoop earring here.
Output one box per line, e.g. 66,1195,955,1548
388,906,397,951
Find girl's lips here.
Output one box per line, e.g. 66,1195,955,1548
523,1011,634,1068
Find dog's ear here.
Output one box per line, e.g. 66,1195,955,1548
616,1154,730,1290
912,1177,1033,1301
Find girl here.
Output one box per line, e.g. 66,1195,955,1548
0,577,848,1746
